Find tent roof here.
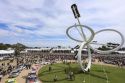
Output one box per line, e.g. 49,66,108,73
0,50,14,54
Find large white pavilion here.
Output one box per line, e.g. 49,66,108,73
0,50,14,60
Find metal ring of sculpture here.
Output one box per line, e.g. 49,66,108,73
66,24,125,72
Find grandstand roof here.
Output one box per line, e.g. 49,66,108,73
25,48,51,51
0,50,14,54
116,51,125,54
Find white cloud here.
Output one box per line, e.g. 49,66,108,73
0,0,125,47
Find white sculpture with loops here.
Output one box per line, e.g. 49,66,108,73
66,4,125,72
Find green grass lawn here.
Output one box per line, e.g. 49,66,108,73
38,63,125,83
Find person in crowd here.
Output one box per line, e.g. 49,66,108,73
64,68,67,74
70,71,75,80
0,72,3,82
54,75,58,82
49,66,52,72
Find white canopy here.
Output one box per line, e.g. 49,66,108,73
0,50,14,54
116,51,125,54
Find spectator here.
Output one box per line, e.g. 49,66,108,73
54,75,58,82
49,66,52,72
0,73,3,82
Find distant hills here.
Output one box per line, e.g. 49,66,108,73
0,42,124,51
0,43,26,50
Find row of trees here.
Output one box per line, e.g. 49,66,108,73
0,43,27,56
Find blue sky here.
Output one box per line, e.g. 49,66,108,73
0,0,125,47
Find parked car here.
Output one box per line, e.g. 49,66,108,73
6,78,17,83
35,61,40,64
0,57,4,60
41,61,50,65
26,73,40,83
9,69,20,78
17,64,26,71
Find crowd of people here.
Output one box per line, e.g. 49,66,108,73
94,55,125,67
0,50,125,82
0,54,33,82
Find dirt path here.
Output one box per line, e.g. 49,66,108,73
1,64,42,83
17,69,31,83
1,69,31,83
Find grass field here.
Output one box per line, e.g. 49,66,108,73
38,63,125,83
